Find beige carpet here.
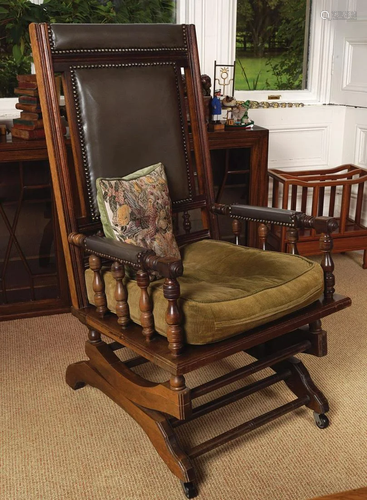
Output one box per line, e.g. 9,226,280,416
1,252,366,500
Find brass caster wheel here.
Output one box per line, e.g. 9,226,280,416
314,412,329,429
181,481,198,499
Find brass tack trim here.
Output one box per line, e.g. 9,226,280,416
229,214,295,227
47,24,187,55
83,244,145,270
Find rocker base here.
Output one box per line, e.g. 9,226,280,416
66,336,331,497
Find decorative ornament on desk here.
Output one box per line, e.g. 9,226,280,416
224,99,254,130
249,101,305,109
213,61,235,97
209,89,225,132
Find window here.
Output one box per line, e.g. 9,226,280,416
235,0,311,91
177,0,335,105
234,0,334,103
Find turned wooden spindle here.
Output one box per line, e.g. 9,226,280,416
89,254,107,317
183,211,192,234
285,227,299,255
232,218,242,245
169,375,186,391
258,223,269,251
163,277,184,356
68,232,86,247
88,328,101,344
319,232,335,299
136,269,155,342
111,261,130,330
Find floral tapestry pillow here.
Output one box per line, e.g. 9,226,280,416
96,163,181,267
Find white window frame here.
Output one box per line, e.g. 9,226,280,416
177,0,336,105
1,0,336,117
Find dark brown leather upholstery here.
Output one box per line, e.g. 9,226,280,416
49,23,187,51
72,64,192,217
48,24,194,219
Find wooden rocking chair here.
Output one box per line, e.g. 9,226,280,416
30,23,351,498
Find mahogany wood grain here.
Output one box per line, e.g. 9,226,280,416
137,269,155,342
163,277,184,356
111,261,130,329
188,396,309,459
84,340,191,419
65,358,195,482
89,254,107,317
71,293,351,376
171,371,291,427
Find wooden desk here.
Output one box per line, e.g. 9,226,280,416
0,135,70,320
206,125,269,246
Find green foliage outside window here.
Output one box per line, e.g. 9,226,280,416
236,0,309,91
0,0,176,97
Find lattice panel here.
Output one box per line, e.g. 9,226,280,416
0,160,61,304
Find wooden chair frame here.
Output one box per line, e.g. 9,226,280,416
30,23,351,498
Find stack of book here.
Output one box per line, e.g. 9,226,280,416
11,75,45,140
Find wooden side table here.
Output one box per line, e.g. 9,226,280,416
0,135,70,320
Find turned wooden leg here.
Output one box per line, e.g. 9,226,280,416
111,261,130,329
88,329,101,344
232,218,242,246
89,254,107,317
163,278,184,356
170,375,186,391
319,232,335,299
66,329,101,389
258,223,269,251
285,227,299,255
137,269,155,342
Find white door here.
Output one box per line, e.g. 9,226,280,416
330,0,367,107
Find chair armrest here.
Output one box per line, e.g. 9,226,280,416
212,204,338,234
68,233,183,279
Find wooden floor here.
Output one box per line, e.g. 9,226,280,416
312,487,367,499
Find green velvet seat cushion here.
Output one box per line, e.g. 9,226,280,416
85,239,324,345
